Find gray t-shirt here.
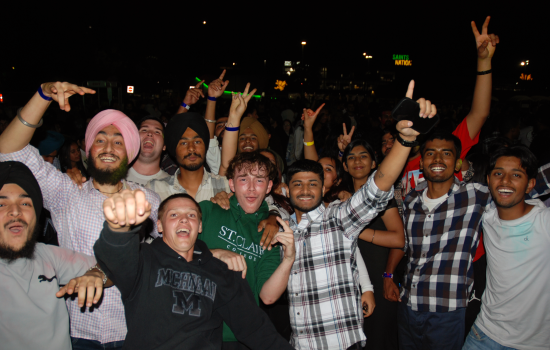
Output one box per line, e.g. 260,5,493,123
0,243,96,350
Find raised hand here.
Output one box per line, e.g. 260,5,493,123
471,16,499,60
301,103,325,130
270,217,296,261
41,82,96,112
337,123,355,152
208,70,230,99
397,80,437,139
229,83,257,119
183,81,205,106
103,189,152,231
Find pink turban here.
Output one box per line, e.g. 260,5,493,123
85,109,140,162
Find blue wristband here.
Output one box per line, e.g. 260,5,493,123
38,86,52,101
225,126,240,132
181,102,190,110
338,151,344,157
207,96,217,102
383,272,394,279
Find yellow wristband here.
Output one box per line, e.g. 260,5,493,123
303,140,314,146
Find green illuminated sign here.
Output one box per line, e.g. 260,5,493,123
393,54,412,66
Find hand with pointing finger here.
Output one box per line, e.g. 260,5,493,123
301,103,325,130
41,82,96,112
183,80,205,107
103,190,152,232
270,217,296,262
397,80,437,140
208,70,229,99
471,16,499,60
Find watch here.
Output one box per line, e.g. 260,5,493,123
396,133,418,148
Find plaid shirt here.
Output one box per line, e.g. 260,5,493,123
0,145,161,343
288,173,392,350
146,168,229,202
402,164,550,313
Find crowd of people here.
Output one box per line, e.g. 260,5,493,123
1,17,549,350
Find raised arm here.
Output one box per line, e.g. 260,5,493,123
302,103,325,161
218,83,257,176
176,80,205,114
375,81,436,191
465,16,499,139
205,70,229,138
0,82,94,154
93,189,151,299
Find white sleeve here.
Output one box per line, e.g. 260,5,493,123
206,136,221,175
355,249,374,293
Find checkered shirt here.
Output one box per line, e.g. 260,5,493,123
402,164,550,313
146,168,229,202
288,173,392,350
0,145,161,343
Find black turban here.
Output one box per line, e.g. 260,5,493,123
0,161,43,221
164,112,211,160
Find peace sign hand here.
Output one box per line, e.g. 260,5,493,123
208,70,230,99
183,80,205,106
271,217,296,262
301,103,325,130
229,83,257,119
337,123,355,152
471,16,499,60
41,82,96,112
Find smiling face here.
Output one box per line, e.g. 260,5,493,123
0,184,37,259
289,171,325,214
228,164,273,214
238,128,259,152
176,127,206,171
158,197,202,260
420,139,461,184
487,156,536,210
343,145,376,180
318,157,339,192
90,124,127,171
138,119,165,163
381,132,395,156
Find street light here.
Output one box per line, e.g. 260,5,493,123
365,55,373,59
203,21,206,24
521,62,525,66
363,52,366,56
301,41,306,45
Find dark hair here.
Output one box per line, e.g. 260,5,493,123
59,139,88,179
137,116,165,133
258,149,293,214
488,144,538,179
420,131,462,160
342,139,378,166
316,156,344,203
158,193,202,221
226,151,277,182
318,155,345,183
286,159,324,187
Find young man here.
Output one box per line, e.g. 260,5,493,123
93,190,293,350
0,82,161,349
0,161,111,350
126,116,169,186
199,151,295,349
387,132,550,350
147,112,230,202
284,82,433,350
463,145,550,350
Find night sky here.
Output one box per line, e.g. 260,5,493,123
1,3,548,102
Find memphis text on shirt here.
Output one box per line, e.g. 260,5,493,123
218,226,264,261
155,268,217,317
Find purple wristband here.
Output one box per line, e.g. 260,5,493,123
38,86,52,101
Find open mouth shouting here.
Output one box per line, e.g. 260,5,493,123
5,219,27,235
142,139,154,150
176,227,190,238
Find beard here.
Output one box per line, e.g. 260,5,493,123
88,152,129,185
422,169,454,183
0,219,40,263
178,153,205,171
290,195,323,214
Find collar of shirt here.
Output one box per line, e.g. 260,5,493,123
290,204,324,231
84,179,129,195
170,168,210,192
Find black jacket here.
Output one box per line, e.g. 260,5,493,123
94,222,293,350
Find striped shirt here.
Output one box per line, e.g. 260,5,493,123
288,172,392,350
0,145,161,343
402,163,550,313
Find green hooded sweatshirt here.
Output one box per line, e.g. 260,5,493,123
199,195,281,343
